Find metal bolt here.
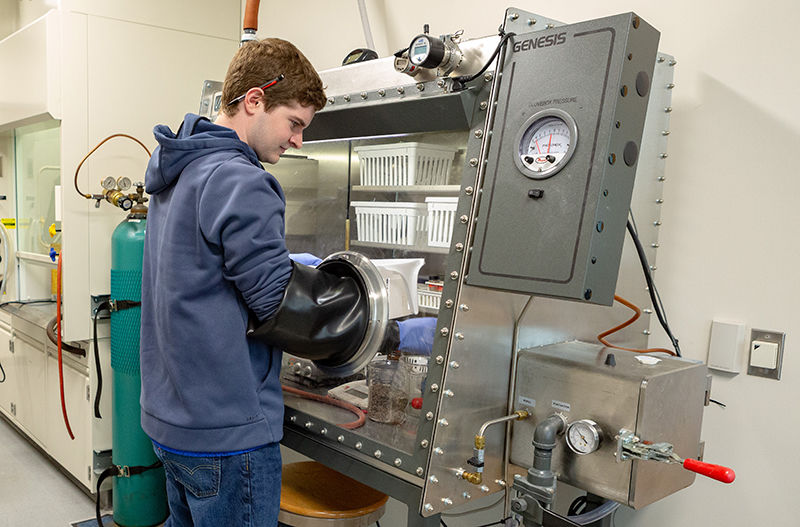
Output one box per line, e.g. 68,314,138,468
417,83,425,91
374,450,382,458
434,447,444,455
658,56,666,63
546,23,555,29
643,329,651,335
450,361,460,369
495,479,506,487
669,59,677,66
474,129,483,138
450,271,459,280
651,243,660,248
460,215,469,224
327,97,335,105
484,72,493,82
378,89,386,97
643,308,653,314
480,101,488,110
320,428,328,435
427,412,435,421
469,158,479,167
480,485,490,493
338,435,345,443
429,475,439,483
442,498,453,506
509,12,519,20
444,299,454,309
656,199,664,204
421,439,430,448
397,86,405,94
417,467,425,476
662,130,670,136
289,415,297,422
394,458,402,466
667,83,675,89
430,383,439,393
355,442,363,450
444,389,454,397
465,186,474,195
455,243,464,252
649,265,657,271
463,492,472,499
343,94,351,102
437,79,445,88
653,221,662,226
455,333,464,340
304,421,313,429
424,504,434,513
664,107,672,113
527,18,536,25
658,176,666,181
435,355,444,365
659,153,668,159
459,304,469,311
440,327,450,337
360,92,367,99
438,418,449,426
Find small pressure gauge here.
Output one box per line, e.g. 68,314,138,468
409,34,445,68
101,176,117,190
566,419,602,455
514,109,578,180
116,177,132,191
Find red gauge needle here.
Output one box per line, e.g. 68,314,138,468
535,140,542,154
547,134,553,153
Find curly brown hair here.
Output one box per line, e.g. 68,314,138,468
220,38,326,117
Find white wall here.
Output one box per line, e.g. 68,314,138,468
252,1,800,526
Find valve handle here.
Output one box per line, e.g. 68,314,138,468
683,458,735,483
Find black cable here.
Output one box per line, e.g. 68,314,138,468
626,218,682,356
440,520,449,527
709,398,726,408
93,301,111,419
0,299,55,308
568,495,588,516
375,521,381,527
0,358,5,383
452,30,516,88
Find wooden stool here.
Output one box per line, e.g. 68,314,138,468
279,461,389,527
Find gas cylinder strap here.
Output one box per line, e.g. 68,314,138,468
109,299,141,312
95,461,163,527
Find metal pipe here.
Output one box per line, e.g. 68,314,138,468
356,0,376,51
462,410,529,485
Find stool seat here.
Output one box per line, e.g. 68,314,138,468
279,462,388,527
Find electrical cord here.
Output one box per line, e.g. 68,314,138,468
93,301,111,418
598,295,676,356
452,30,516,88
0,359,5,383
626,214,682,356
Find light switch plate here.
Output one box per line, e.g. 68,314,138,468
748,329,785,380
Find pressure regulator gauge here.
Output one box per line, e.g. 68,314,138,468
514,109,578,180
566,419,602,455
101,176,117,190
408,34,445,68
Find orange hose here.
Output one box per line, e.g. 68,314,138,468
243,0,261,31
598,295,676,356
282,384,365,430
57,251,75,439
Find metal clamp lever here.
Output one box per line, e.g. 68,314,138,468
615,429,735,483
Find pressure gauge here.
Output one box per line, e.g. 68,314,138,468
514,109,578,180
409,34,445,68
101,176,117,190
116,177,132,191
566,419,602,455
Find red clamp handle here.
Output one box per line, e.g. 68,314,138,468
683,458,736,483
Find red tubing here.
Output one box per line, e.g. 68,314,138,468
57,251,75,440
282,384,366,430
243,0,261,31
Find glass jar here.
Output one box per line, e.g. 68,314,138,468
367,358,409,424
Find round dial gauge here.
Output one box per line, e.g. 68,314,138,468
116,177,132,191
566,419,602,455
514,109,578,179
101,176,117,190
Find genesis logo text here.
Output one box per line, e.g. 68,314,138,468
512,32,567,53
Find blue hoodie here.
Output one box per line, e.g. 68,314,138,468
140,113,293,452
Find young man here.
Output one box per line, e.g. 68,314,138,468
139,38,326,526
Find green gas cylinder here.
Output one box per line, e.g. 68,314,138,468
110,202,167,527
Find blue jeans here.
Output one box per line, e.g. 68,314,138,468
153,442,282,527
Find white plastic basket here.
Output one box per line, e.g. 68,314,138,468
351,201,427,246
425,197,459,247
417,288,442,311
354,142,456,186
